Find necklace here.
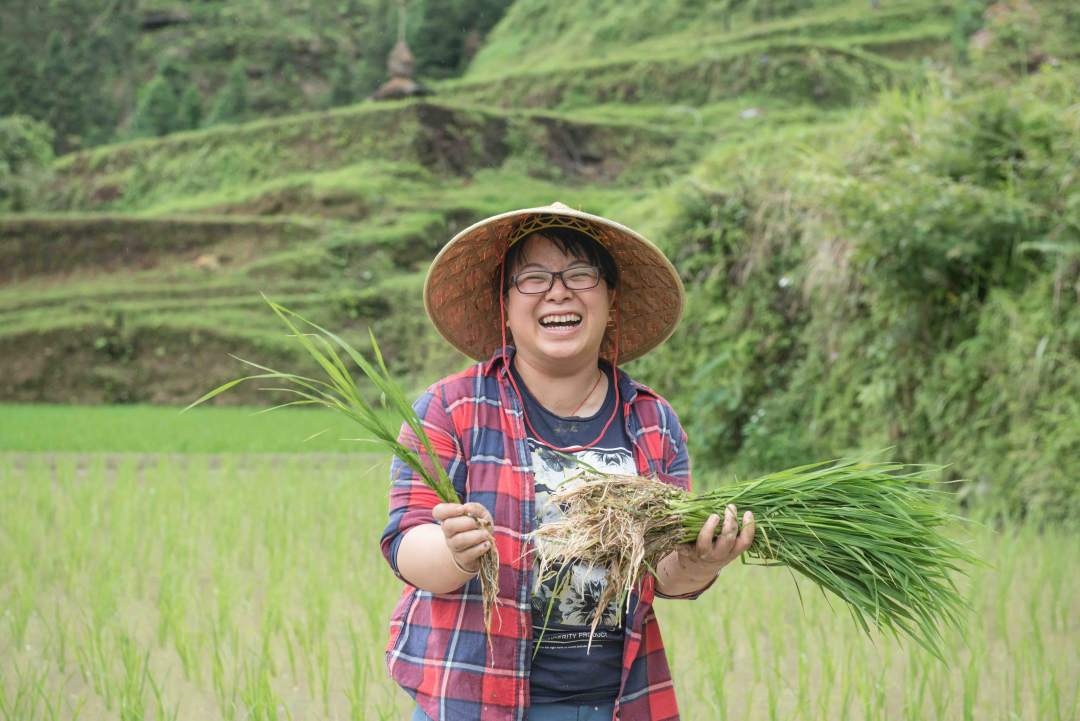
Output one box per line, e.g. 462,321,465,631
567,370,604,417
508,364,619,453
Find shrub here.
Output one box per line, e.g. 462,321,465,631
0,115,55,212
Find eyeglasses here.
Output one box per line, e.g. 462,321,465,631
511,266,602,294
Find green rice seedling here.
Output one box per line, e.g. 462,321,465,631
33,676,60,721
187,298,500,632
342,621,367,721
533,458,975,660
117,634,149,721
238,651,285,721
75,618,114,710
49,604,68,674
148,669,180,721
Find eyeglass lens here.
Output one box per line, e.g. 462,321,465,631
514,266,600,294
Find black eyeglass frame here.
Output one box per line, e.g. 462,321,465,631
509,265,603,295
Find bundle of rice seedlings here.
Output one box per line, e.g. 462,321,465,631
186,298,500,631
533,459,974,660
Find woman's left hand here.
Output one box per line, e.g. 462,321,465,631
656,504,755,595
680,504,755,577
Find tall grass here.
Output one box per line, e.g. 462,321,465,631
1,452,1077,720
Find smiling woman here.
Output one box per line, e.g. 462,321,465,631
380,202,753,721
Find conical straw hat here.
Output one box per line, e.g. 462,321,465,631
424,202,684,363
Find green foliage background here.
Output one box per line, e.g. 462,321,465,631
1,0,1078,521
635,70,1080,522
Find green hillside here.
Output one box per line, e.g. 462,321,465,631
3,0,1078,519
0,0,515,151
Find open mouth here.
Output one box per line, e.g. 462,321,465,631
539,312,582,329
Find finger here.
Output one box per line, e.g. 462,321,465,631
715,505,738,556
432,503,465,522
733,510,756,555
461,502,493,524
446,529,493,553
455,538,492,566
696,513,722,555
440,515,487,538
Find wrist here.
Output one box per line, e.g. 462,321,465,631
449,553,480,577
654,551,720,597
673,552,723,582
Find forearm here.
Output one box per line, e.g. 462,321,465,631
653,550,718,598
396,523,476,594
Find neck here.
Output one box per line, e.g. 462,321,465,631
512,353,606,417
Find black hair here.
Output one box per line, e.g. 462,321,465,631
497,225,618,296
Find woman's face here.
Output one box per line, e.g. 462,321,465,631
505,235,612,372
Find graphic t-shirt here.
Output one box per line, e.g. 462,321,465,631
511,363,634,704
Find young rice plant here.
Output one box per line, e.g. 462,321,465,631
186,297,501,633
533,461,975,661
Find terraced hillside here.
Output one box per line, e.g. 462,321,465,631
2,0,944,403
0,0,950,405
2,98,697,402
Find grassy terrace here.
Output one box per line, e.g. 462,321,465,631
0,0,1010,412
45,103,686,213
466,0,947,75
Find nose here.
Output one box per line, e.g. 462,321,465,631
544,272,574,300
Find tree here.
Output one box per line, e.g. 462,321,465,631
0,115,55,212
206,61,249,126
177,85,203,131
328,54,357,107
0,40,41,119
129,56,206,137
130,75,179,138
157,56,191,96
407,0,514,77
410,0,463,77
38,31,86,150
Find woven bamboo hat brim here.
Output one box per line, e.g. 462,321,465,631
424,202,684,363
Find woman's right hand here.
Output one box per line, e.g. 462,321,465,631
432,502,494,575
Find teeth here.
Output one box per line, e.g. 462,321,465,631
540,313,582,326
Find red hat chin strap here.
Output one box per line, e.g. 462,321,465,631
498,261,621,453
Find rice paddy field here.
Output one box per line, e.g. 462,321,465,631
1,408,1077,721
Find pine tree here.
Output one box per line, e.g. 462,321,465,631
130,75,179,137
39,31,85,151
176,84,203,131
328,55,357,107
157,56,190,95
0,42,40,118
411,0,464,77
207,61,249,126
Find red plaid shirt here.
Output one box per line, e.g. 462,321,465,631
380,347,701,721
